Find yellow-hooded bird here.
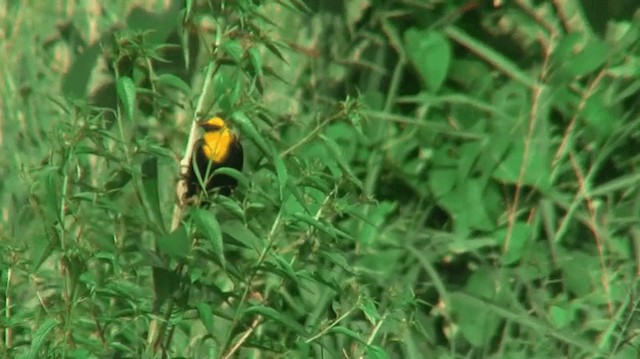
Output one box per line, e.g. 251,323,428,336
185,116,243,198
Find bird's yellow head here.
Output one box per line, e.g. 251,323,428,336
199,116,234,163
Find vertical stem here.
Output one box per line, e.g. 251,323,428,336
147,61,219,351
4,266,12,350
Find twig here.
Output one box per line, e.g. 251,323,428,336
171,62,220,229
147,61,219,350
221,317,262,359
4,266,12,349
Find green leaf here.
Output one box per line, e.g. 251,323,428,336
451,291,501,347
248,47,263,78
196,302,216,335
581,95,617,142
116,76,136,121
181,23,192,69
152,267,181,308
451,292,598,352
44,168,61,221
326,326,366,343
293,212,353,241
492,140,551,192
64,349,93,359
573,41,609,76
320,134,363,190
590,172,640,196
184,0,194,19
156,73,192,94
264,43,289,68
157,225,190,260
244,305,306,334
32,241,55,272
320,251,353,272
231,111,273,156
561,252,595,296
221,39,244,62
271,255,301,286
227,69,243,107
429,168,458,198
608,55,640,78
494,222,531,265
222,220,261,250
550,305,572,329
565,38,609,77
213,167,248,189
448,236,497,254
366,346,390,359
25,319,57,359
104,168,133,194
191,207,225,268
283,0,311,13
356,201,396,247
437,179,495,235
215,196,245,220
283,185,323,216
360,296,381,324
274,156,288,202
345,0,370,32
404,28,451,92
444,26,536,88
465,267,497,299
551,34,610,79
141,157,164,233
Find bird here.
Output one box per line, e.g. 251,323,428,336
184,116,243,199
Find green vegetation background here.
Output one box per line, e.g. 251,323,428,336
1,0,639,358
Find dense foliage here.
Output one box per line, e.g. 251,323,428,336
1,0,639,358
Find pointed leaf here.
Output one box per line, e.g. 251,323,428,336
196,302,216,335
231,111,273,156
156,73,191,94
157,225,190,260
244,305,306,334
320,134,363,190
26,319,58,359
116,76,136,121
404,29,451,92
221,39,243,62
274,156,288,202
191,208,225,268
141,157,164,232
248,47,264,78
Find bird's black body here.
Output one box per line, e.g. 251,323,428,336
184,117,243,198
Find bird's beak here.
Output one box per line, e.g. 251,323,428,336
196,119,209,129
